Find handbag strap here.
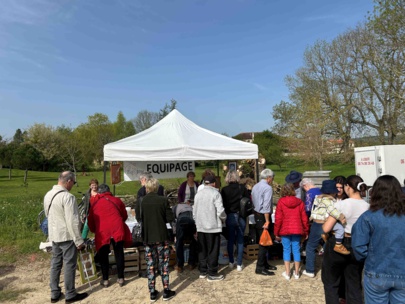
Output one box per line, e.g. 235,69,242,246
47,190,66,215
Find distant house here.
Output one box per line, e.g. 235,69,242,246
234,132,259,143
326,138,355,153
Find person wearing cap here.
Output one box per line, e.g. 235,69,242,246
285,170,304,200
303,180,347,278
193,175,226,282
251,168,277,276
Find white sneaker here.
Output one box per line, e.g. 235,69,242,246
281,271,291,281
199,273,207,279
228,262,235,269
236,265,243,272
293,271,300,280
302,270,315,278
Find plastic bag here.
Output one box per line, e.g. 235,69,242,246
259,229,273,246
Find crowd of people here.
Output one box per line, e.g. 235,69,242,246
43,168,405,303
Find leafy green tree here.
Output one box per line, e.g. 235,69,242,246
158,99,177,120
12,129,25,145
56,125,84,178
75,113,114,166
113,111,136,141
24,123,60,170
253,130,286,170
12,143,43,184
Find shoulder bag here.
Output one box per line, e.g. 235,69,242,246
40,190,66,235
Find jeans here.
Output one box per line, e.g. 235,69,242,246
175,216,198,267
281,235,301,262
50,240,78,300
197,232,220,276
333,222,344,242
98,239,125,280
322,235,364,304
363,271,405,304
226,213,246,266
305,222,324,273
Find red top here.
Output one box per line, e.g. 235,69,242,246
87,192,131,250
274,196,309,237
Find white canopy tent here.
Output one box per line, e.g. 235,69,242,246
104,109,258,161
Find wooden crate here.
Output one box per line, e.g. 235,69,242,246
124,248,140,272
243,244,259,260
140,259,147,271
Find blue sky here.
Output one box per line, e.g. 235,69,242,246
0,0,374,139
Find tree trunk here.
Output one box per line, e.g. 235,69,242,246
24,169,28,184
8,167,11,180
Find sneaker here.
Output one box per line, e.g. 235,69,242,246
65,292,88,303
100,279,109,288
163,289,176,301
199,273,207,279
302,270,315,278
321,233,329,243
150,290,159,303
293,271,300,280
236,265,243,272
207,274,224,281
117,278,124,287
334,243,350,255
228,262,235,269
281,271,291,281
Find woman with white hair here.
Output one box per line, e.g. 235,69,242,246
141,178,176,302
221,170,250,271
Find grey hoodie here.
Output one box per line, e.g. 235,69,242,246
193,185,226,233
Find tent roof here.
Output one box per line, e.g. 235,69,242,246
103,109,258,161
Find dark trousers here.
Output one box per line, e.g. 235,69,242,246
254,213,273,271
176,216,198,267
322,235,364,304
197,232,220,276
98,240,125,280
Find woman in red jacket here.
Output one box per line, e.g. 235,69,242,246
274,183,309,281
87,184,131,288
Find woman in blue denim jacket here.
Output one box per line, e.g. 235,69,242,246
352,175,405,304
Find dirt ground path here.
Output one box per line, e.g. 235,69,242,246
1,253,326,304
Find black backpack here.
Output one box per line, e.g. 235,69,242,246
239,185,254,218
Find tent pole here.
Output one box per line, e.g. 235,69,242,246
255,159,259,183
103,161,107,184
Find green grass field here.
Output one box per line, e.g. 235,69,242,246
0,162,355,266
